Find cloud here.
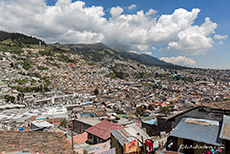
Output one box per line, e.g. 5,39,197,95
218,41,224,45
167,17,217,55
159,48,166,52
160,56,196,66
128,4,136,10
214,34,228,40
110,6,124,18
143,51,152,55
0,0,221,55
151,46,157,50
129,50,137,54
137,45,149,51
146,9,157,16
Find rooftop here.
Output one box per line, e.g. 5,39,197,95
219,115,230,141
67,132,87,144
170,118,222,146
74,118,101,126
110,128,136,146
143,119,157,125
31,121,53,128
202,101,230,110
0,131,74,154
85,121,126,140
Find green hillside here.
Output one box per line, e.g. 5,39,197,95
0,31,46,47
50,42,188,69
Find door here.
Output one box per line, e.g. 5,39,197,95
184,139,194,154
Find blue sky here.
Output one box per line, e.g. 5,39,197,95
0,0,229,69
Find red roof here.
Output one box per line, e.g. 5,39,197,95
85,121,126,140
146,101,154,105
161,103,167,107
67,132,87,144
145,109,152,113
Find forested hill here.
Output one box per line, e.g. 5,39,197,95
0,31,46,46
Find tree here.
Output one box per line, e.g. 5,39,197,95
60,118,68,128
159,107,171,116
135,106,145,117
169,101,175,110
83,149,88,154
94,88,99,95
148,105,154,111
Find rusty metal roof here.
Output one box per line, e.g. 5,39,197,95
202,101,230,110
85,121,126,140
110,128,136,146
219,115,230,141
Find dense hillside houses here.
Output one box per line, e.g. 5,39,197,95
0,32,230,153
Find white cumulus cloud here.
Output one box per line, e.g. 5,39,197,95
0,0,222,55
214,34,228,40
146,9,157,16
143,51,152,55
110,6,124,18
137,45,149,51
166,16,217,55
160,56,196,66
128,4,136,10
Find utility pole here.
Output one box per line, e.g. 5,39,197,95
71,127,73,150
71,118,74,154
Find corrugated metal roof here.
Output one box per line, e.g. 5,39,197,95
202,101,230,110
170,118,222,146
85,121,126,140
124,127,149,144
110,129,136,146
219,115,230,141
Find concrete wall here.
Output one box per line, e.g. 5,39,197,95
72,120,92,134
141,122,158,136
87,133,94,144
111,135,123,154
31,123,38,130
177,138,183,153
87,133,106,144
157,117,172,132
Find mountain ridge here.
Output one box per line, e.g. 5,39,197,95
0,30,188,69
50,42,189,69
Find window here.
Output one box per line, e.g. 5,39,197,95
88,134,93,139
